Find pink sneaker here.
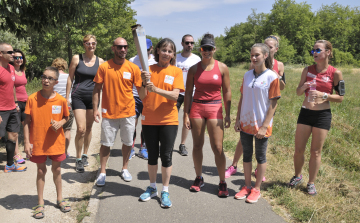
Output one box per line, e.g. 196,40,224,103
225,165,237,178
254,168,266,182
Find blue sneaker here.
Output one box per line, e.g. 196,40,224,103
96,174,106,187
4,164,27,172
129,149,135,160
161,191,172,208
138,147,148,160
139,186,158,201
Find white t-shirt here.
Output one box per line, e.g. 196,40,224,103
54,72,71,103
129,54,157,97
176,53,201,96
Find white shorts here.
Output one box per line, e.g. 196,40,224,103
100,116,136,147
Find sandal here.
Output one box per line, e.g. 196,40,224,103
57,199,71,213
32,204,45,219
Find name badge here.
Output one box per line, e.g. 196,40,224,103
142,116,145,120
307,72,316,79
102,108,107,113
123,72,131,80
164,75,174,85
52,105,62,114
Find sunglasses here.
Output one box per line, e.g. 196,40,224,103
1,51,14,54
114,45,128,50
41,75,57,82
201,46,214,52
85,42,97,46
311,48,323,55
14,56,23,60
185,41,194,45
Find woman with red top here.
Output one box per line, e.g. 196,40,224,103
12,49,28,164
288,40,344,195
184,33,231,197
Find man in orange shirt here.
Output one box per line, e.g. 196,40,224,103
93,37,146,186
24,67,71,219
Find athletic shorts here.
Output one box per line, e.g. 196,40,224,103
30,153,66,163
16,101,27,122
100,116,136,147
134,96,143,119
189,100,223,120
0,109,20,137
71,94,93,110
63,106,74,130
297,107,332,130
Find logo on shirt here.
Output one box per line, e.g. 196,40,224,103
164,75,174,85
213,74,219,80
307,72,316,78
259,81,268,87
322,76,330,82
52,105,62,114
11,75,15,81
123,72,131,80
102,108,107,114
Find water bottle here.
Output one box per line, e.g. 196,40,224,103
308,79,317,102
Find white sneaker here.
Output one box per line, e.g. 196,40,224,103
120,169,132,182
96,173,106,187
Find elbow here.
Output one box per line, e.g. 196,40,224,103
338,96,344,103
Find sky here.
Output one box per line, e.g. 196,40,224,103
130,0,359,51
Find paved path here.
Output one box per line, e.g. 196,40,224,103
85,111,285,223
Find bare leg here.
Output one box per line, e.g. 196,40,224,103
190,118,206,177
64,129,71,155
161,166,173,186
99,145,110,174
243,162,252,187
308,127,328,184
36,163,47,205
73,109,87,159
180,125,190,145
231,139,243,167
148,164,158,183
254,163,266,190
122,144,131,170
294,124,312,177
83,109,95,155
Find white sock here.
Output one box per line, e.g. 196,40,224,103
162,186,169,192
150,182,156,189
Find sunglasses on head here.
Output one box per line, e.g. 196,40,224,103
200,46,214,52
14,56,23,60
114,45,128,50
311,48,323,55
185,41,194,45
85,42,97,46
1,51,14,54
41,75,57,82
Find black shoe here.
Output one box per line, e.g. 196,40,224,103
179,144,188,156
75,160,84,173
82,154,89,167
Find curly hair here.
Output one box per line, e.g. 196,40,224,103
51,58,68,71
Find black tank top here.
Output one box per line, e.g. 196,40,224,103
71,54,99,96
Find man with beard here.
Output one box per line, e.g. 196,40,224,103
92,38,146,186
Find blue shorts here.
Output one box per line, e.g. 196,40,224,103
134,96,143,119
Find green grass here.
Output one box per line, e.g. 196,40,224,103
224,65,360,222
25,77,42,95
76,191,91,223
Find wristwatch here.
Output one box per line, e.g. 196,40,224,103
322,93,328,100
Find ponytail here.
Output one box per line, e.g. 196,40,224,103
251,43,273,69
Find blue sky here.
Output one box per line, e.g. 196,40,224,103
131,0,359,51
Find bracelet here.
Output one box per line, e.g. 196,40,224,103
142,83,146,88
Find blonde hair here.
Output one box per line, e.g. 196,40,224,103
264,35,280,48
315,40,333,59
83,34,96,43
51,58,68,71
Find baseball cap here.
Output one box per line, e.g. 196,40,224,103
146,39,152,49
200,38,215,48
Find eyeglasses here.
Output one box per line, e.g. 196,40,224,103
14,56,23,60
185,41,194,45
41,75,57,82
113,45,128,50
1,51,14,54
311,48,323,55
200,46,214,52
85,42,97,46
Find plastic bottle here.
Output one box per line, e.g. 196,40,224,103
308,79,317,102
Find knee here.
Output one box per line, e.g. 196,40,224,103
161,154,172,168
310,149,321,158
38,167,47,176
7,132,18,141
51,166,61,174
77,127,86,136
255,153,267,164
294,147,305,156
243,151,253,163
212,145,224,157
148,159,158,166
193,141,204,150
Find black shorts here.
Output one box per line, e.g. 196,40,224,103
0,109,21,137
176,94,184,111
71,94,93,110
297,107,332,130
134,96,143,119
63,107,74,130
16,101,27,122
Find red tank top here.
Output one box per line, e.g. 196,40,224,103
273,59,279,74
193,60,222,101
14,71,28,102
305,64,335,97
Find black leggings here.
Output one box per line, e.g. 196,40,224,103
142,125,178,167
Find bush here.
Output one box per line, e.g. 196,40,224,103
332,48,357,66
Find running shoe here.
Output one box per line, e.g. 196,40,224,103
246,188,261,203
254,168,266,182
82,154,89,167
161,191,172,208
307,183,317,196
235,186,251,200
96,174,106,187
75,159,84,173
225,165,237,178
13,154,25,164
190,176,205,192
288,175,303,188
120,169,132,182
139,186,158,201
138,147,148,160
129,149,135,160
4,164,27,172
179,144,188,156
218,181,229,197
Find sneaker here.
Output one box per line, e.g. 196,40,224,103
139,186,158,201
129,149,135,160
4,164,27,172
75,159,84,173
225,165,237,178
138,147,148,160
254,168,266,182
218,181,229,197
160,191,172,208
288,175,303,188
179,144,188,156
190,176,205,192
13,154,25,164
307,183,317,196
246,188,261,203
235,186,251,200
120,169,132,182
82,154,89,167
66,152,70,158
96,174,106,187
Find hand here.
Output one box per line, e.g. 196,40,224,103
94,110,101,123
234,120,242,132
224,115,231,128
184,114,191,130
146,82,156,93
66,99,71,107
255,126,267,139
0,115,2,124
141,71,151,83
24,142,33,158
50,119,63,132
16,104,20,112
302,81,311,90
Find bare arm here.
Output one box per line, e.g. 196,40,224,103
318,69,344,103
66,55,79,103
255,98,278,139
296,67,310,96
23,114,32,157
219,62,231,128
13,87,19,112
277,61,285,90
183,65,196,130
234,94,243,132
92,82,103,122
98,58,105,65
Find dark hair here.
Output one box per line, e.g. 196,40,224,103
13,49,26,71
251,43,273,69
154,38,177,66
315,40,333,59
182,34,193,43
44,66,60,79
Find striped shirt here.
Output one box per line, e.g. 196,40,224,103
54,72,71,103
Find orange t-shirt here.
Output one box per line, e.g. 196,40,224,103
94,59,142,119
24,91,70,156
142,64,184,125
